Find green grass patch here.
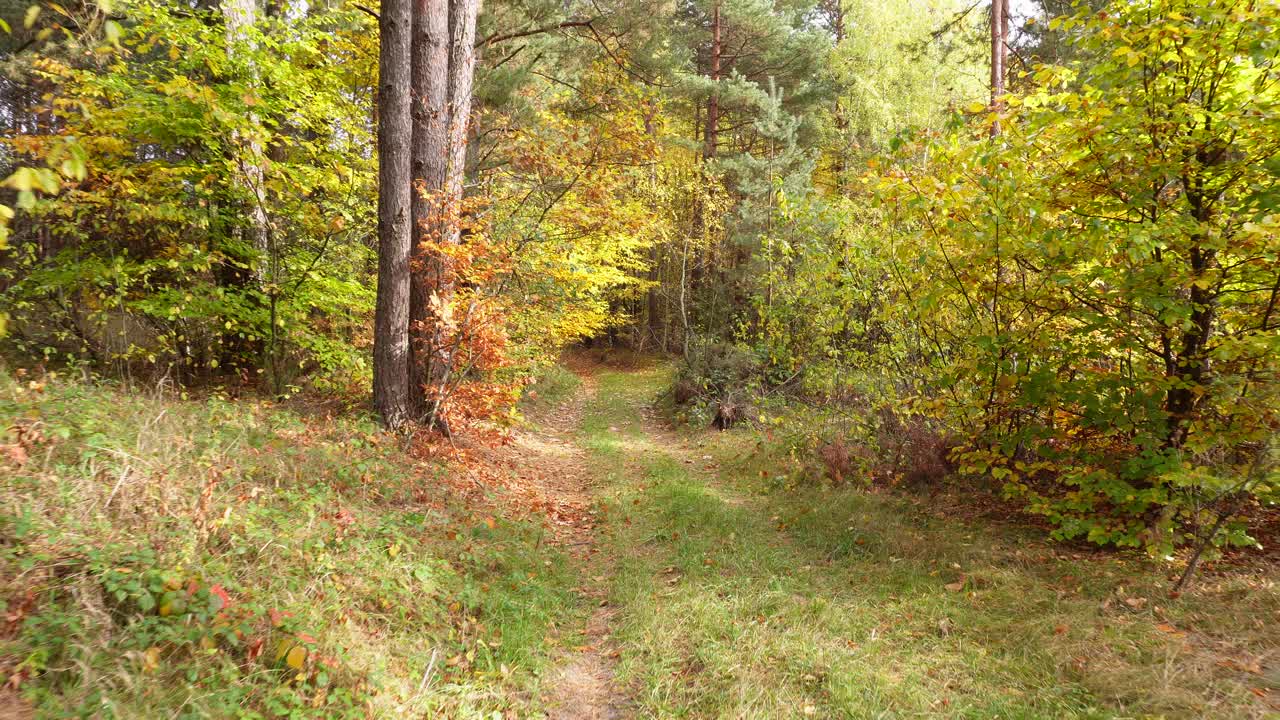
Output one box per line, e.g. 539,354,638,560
586,367,1280,719
0,372,579,718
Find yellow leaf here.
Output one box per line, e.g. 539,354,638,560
142,646,161,673
285,645,306,670
388,543,400,558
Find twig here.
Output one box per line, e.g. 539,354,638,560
412,647,440,703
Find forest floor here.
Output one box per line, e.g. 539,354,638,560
1,357,1277,719
515,356,1279,719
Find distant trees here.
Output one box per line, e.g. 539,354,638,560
2,0,1276,574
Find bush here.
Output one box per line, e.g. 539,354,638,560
671,342,762,428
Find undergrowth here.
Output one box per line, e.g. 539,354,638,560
0,370,577,718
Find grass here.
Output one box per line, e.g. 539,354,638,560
0,370,580,718
4,362,1277,719
520,364,583,415
581,367,1280,719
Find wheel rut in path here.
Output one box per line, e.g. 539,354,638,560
481,368,626,719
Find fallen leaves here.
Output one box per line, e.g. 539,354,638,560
1218,658,1263,675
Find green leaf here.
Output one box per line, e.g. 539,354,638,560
23,5,40,29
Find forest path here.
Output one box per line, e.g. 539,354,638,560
527,357,743,719
512,356,721,719
508,359,1278,719
489,358,628,720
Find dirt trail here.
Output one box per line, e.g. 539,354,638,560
480,368,626,720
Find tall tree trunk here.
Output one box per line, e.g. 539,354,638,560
704,0,720,163
406,0,481,425
444,0,480,246
643,100,664,347
990,0,1006,135
691,0,721,294
828,0,846,193
374,0,414,428
408,0,450,419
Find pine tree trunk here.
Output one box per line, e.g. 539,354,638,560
408,0,450,419
643,100,664,348
692,0,721,294
990,0,1006,135
373,0,414,429
444,0,480,246
704,0,720,162
830,0,846,193
406,0,481,425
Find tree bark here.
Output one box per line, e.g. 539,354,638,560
408,0,450,419
704,0,720,162
374,0,414,428
405,0,481,423
830,0,846,193
990,0,1007,135
444,0,480,246
643,100,664,347
691,0,721,293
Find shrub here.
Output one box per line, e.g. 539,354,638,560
670,341,762,428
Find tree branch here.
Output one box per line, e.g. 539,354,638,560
475,18,597,49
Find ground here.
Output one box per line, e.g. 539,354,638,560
1,357,1277,718
509,357,1279,719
